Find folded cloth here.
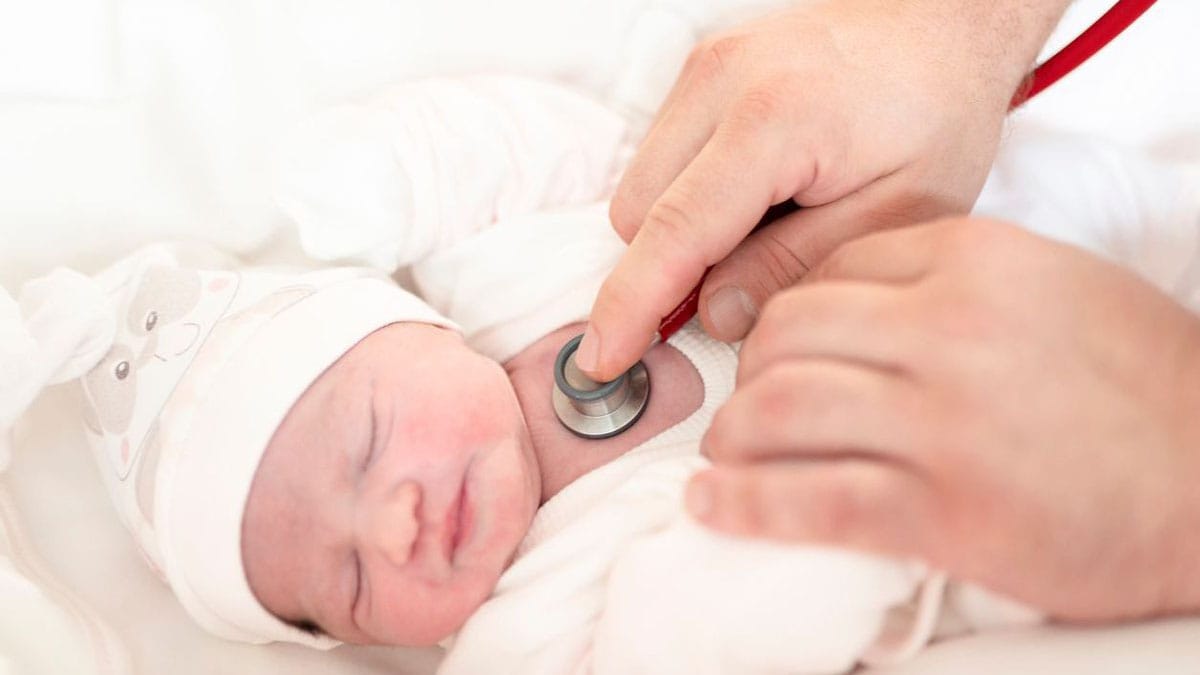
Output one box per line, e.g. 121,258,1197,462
275,76,629,272
1,269,114,471
272,0,803,276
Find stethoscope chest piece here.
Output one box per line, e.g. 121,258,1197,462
552,334,650,439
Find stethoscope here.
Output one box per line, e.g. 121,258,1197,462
553,0,1159,439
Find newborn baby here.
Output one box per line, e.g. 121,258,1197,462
78,243,951,675
239,317,709,647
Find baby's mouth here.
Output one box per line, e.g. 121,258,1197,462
443,459,476,566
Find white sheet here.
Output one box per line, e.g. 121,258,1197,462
2,1,1200,673
3,0,1199,287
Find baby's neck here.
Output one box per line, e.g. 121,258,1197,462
505,323,704,503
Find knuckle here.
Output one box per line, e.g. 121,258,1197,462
747,370,798,430
703,406,740,460
686,36,745,84
749,233,811,294
748,362,839,432
730,87,786,129
608,188,642,243
641,197,708,270
813,477,868,540
757,487,807,539
721,472,768,533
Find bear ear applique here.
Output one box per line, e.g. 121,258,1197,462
82,262,239,482
81,343,139,436
126,266,203,338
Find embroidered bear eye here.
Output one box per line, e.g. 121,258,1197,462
114,361,131,380
144,311,158,332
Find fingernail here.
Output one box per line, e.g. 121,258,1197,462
686,476,715,519
707,286,757,341
575,324,601,373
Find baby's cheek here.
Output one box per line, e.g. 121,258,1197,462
435,359,521,443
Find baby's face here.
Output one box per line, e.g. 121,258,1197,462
241,323,539,645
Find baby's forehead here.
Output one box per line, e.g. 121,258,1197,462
283,345,374,434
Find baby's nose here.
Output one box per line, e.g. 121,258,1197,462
361,480,422,567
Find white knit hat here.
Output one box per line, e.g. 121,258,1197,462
76,244,456,648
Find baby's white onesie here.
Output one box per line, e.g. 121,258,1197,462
437,323,950,675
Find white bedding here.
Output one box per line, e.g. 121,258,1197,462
3,1,1200,673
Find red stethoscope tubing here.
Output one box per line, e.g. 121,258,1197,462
1020,0,1159,102
656,0,1159,344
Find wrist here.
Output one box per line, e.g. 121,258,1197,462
905,0,1074,105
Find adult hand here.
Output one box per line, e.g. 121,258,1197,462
577,0,1073,381
689,218,1200,622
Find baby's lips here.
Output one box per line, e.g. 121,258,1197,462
442,471,472,566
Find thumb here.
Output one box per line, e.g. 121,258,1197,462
698,206,812,342
699,176,956,342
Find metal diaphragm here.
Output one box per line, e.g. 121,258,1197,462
552,334,650,439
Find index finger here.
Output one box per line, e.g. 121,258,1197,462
580,106,803,380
